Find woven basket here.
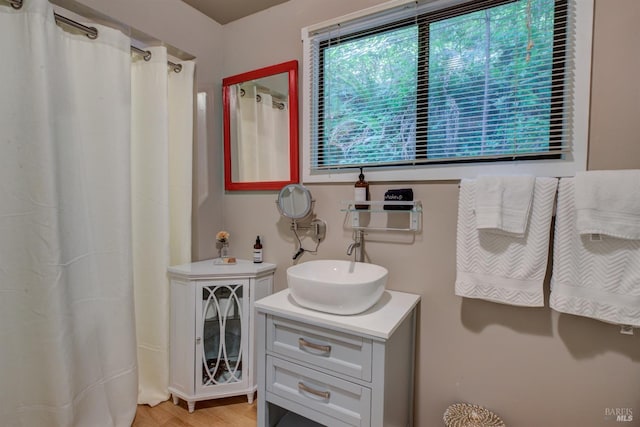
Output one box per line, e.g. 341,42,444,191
443,403,505,427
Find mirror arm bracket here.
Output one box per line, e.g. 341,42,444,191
290,219,326,242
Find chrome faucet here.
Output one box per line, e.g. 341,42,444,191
346,241,359,256
347,230,365,262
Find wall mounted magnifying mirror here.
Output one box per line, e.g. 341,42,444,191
277,184,314,220
276,184,326,260
223,60,299,191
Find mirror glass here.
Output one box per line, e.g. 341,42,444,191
277,184,313,219
223,60,299,191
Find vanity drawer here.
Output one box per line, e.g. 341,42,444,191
266,356,371,427
267,317,372,381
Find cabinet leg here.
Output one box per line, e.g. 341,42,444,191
187,401,195,413
172,394,179,405
247,391,255,404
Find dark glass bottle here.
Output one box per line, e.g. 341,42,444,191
354,167,370,210
253,236,263,263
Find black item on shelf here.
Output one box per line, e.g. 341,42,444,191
383,188,413,210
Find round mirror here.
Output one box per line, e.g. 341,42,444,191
277,184,313,219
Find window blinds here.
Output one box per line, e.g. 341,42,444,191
306,0,575,171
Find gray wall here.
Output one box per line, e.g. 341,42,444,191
219,1,640,426
70,0,640,425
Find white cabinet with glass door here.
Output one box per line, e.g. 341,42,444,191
168,259,276,412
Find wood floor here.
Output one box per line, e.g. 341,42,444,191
132,395,257,427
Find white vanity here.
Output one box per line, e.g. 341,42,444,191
167,259,276,412
255,289,420,427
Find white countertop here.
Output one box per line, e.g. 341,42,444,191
255,289,420,340
167,258,277,279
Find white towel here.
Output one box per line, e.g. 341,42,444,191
456,177,558,306
550,178,640,326
575,170,640,240
475,175,535,237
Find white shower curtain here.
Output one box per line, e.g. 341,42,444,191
0,0,194,424
236,86,259,182
236,86,289,182
0,1,137,425
256,92,289,180
132,48,194,406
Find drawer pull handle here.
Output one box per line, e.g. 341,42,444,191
298,338,331,354
298,382,330,400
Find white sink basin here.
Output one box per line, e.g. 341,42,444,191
287,260,388,315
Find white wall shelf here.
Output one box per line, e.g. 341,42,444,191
340,200,422,232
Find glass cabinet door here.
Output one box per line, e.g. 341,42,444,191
199,281,246,389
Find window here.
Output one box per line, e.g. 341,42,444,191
302,0,593,182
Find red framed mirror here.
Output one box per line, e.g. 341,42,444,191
223,60,299,191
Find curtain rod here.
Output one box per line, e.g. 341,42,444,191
7,0,182,73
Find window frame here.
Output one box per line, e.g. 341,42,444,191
301,0,593,183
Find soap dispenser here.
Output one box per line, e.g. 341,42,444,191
354,167,370,210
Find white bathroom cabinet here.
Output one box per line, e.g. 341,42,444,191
255,289,420,427
167,259,276,412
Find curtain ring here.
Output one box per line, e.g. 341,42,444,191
86,27,98,40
